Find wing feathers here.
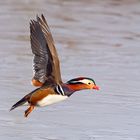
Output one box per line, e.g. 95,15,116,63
30,14,62,86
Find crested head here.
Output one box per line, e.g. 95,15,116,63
66,77,99,90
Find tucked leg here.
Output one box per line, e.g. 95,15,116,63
24,105,34,117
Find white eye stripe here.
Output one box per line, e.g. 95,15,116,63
79,79,93,84
68,79,93,85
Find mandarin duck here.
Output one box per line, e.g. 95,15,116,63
10,14,99,117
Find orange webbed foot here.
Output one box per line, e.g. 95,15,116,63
24,105,34,118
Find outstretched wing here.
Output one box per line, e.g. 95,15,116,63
30,14,62,86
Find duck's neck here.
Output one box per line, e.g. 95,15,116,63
61,83,86,97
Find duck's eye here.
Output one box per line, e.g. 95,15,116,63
88,82,91,85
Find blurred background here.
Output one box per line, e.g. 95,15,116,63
0,0,140,140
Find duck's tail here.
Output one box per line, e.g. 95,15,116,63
10,93,31,111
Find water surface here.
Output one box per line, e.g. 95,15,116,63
0,0,140,140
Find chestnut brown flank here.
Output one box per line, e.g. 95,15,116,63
30,88,55,105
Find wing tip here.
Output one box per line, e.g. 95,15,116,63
41,14,45,20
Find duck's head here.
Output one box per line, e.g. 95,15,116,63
66,77,99,91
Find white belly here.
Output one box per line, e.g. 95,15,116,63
37,95,68,107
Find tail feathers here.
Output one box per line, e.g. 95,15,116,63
10,94,31,111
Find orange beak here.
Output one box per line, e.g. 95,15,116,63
92,85,99,90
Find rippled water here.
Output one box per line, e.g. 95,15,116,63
0,0,140,140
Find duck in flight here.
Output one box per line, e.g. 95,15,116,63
10,14,99,117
